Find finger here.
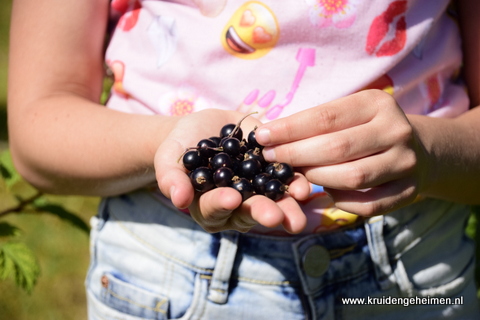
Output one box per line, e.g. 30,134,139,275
255,90,388,146
300,146,417,190
286,172,311,201
241,195,285,229
324,177,418,217
192,187,243,232
275,196,307,234
262,121,387,165
156,137,195,208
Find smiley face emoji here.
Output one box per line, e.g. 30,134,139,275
221,2,279,59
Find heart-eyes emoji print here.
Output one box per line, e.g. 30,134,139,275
221,1,279,59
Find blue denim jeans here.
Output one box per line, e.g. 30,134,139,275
85,190,479,319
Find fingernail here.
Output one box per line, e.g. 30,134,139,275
262,147,276,161
170,186,176,199
255,128,271,145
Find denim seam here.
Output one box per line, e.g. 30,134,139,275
236,277,292,286
104,286,168,314
111,213,214,274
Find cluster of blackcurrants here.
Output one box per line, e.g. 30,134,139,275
181,116,295,202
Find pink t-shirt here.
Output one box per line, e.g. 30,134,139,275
105,0,468,234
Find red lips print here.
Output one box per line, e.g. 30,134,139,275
366,0,407,57
112,0,142,32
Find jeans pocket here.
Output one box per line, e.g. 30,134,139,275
96,272,169,320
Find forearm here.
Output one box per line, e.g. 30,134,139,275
9,94,177,196
409,107,480,204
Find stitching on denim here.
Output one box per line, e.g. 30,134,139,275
105,286,168,314
236,277,291,285
110,212,214,273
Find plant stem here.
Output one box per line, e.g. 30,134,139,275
0,191,43,217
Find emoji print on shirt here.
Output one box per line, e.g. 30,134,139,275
221,2,280,59
305,0,360,29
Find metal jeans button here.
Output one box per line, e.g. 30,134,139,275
302,245,330,278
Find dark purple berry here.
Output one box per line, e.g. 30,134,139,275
220,123,243,140
239,139,249,155
220,137,242,157
208,136,222,147
272,163,295,185
214,167,235,187
264,179,286,201
197,139,217,158
252,172,272,195
182,150,207,171
210,152,233,171
190,167,215,192
231,177,254,201
264,163,276,176
247,130,263,149
240,158,262,180
244,147,265,165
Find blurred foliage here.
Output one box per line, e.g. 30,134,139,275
0,147,99,319
0,149,92,293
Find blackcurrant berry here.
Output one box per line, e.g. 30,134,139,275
264,162,276,176
190,167,215,192
220,137,242,157
197,139,217,158
247,129,263,149
240,158,262,180
252,172,272,195
272,162,295,185
182,150,207,171
231,177,254,201
239,139,249,155
220,124,243,140
244,147,265,165
210,152,233,171
264,179,286,201
214,167,235,187
208,136,222,147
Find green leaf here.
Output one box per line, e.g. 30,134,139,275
0,222,22,238
0,162,11,179
33,202,90,234
0,242,41,293
0,150,22,188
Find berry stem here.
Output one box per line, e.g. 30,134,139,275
228,112,258,139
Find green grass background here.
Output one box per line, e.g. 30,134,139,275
0,1,478,319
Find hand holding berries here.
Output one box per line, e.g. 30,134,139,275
181,114,296,203
155,109,310,234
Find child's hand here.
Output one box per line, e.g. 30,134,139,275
154,109,310,233
255,89,430,217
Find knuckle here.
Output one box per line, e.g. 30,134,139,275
314,107,337,132
345,166,368,189
402,149,418,172
358,201,383,217
327,138,352,162
394,123,414,143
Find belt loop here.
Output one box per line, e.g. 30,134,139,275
207,231,239,304
365,216,395,290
